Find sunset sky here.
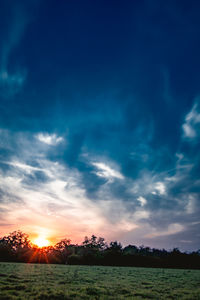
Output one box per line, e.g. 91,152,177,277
0,0,200,251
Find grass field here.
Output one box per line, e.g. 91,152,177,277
0,263,200,299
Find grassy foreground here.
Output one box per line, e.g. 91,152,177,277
0,263,200,299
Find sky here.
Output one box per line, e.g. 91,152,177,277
0,0,200,251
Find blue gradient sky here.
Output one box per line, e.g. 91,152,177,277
0,0,200,250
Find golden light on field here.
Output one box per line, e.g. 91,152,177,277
33,236,50,248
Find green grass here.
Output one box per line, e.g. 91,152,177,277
0,263,200,299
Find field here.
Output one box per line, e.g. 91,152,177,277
0,263,200,299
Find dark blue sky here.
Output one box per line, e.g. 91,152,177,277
0,0,200,250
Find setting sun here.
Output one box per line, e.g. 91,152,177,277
33,236,50,248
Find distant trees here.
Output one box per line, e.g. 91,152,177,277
54,239,73,263
55,239,71,250
0,230,200,269
82,235,106,250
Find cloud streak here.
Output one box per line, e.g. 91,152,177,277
92,162,124,181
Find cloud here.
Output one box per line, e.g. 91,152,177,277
137,196,147,206
130,172,167,198
0,130,137,242
182,123,196,138
154,182,166,195
5,161,41,174
186,195,196,214
146,223,184,238
182,99,200,139
1,101,200,249
0,151,100,241
36,133,64,146
92,162,124,181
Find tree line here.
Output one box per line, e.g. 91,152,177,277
0,230,200,269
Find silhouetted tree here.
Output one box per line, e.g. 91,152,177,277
54,239,72,263
2,230,30,250
1,230,31,262
55,239,71,251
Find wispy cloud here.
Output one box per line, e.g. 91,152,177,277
0,131,136,242
92,162,124,181
137,196,147,206
0,117,200,249
146,223,184,238
36,133,64,146
182,99,200,139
